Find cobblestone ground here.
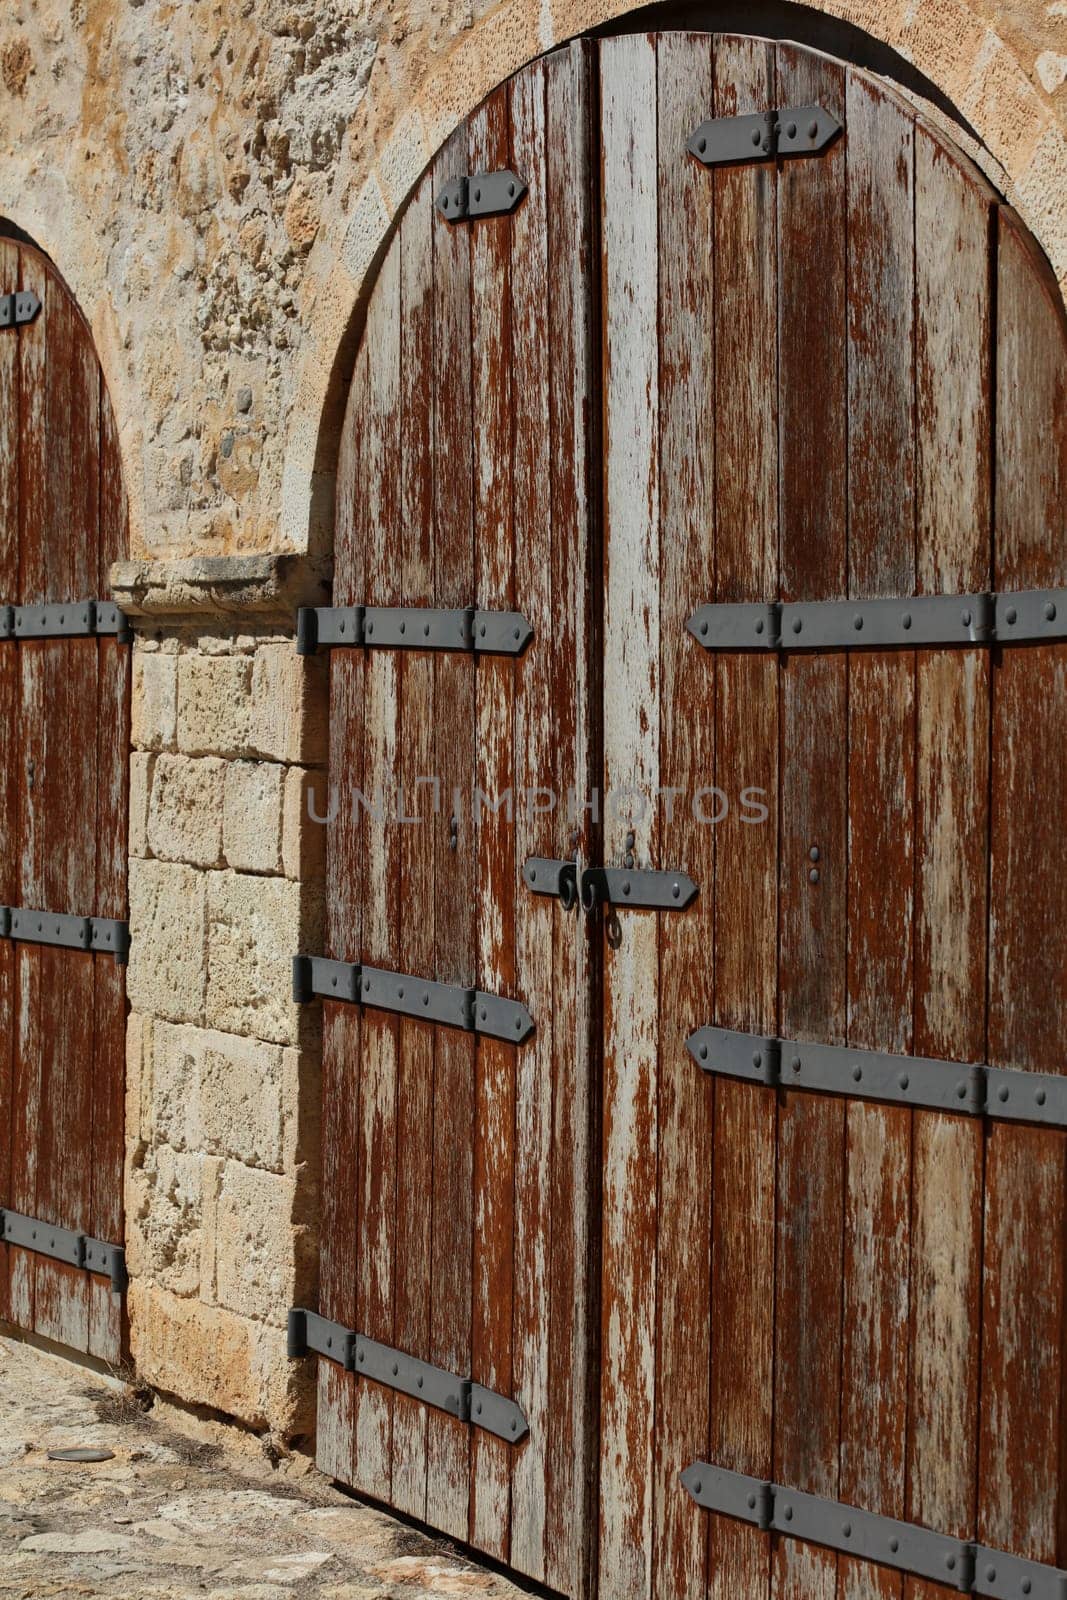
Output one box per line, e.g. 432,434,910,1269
0,1335,526,1599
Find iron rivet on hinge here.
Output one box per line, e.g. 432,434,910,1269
853,614,863,630
961,610,972,626
1046,603,1058,621
792,618,802,634
1006,607,1018,624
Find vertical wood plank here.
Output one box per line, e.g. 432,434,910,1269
469,80,516,1567
598,32,660,1600
391,170,437,1526
428,118,475,1543
318,342,367,1483
90,383,129,1365
708,33,779,1600
981,209,1067,1565
544,40,600,1600
352,240,403,1503
508,59,555,1584
0,236,19,1329
774,41,848,1600
839,70,915,1600
653,30,716,1600
905,128,993,1600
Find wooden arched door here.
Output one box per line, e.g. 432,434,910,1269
0,236,131,1366
298,31,1067,1600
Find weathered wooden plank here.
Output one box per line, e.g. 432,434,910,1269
317,339,368,1485
905,126,994,1600
981,208,1067,1564
391,168,437,1527
23,265,93,1352
707,32,778,1600
773,40,847,1600
839,70,915,1600
650,30,717,1600
351,236,402,1503
507,57,559,1585
598,32,660,1600
89,386,129,1364
468,79,516,1567
544,40,599,1600
9,241,50,1334
0,236,19,1328
427,118,475,1543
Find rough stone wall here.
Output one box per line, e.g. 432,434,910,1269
0,0,1063,1438
123,617,327,1435
0,0,1062,556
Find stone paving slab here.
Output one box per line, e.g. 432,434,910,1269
0,1334,527,1600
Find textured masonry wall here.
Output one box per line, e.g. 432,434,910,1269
0,0,1063,557
123,622,327,1435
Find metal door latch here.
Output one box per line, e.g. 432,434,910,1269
687,105,841,167
524,858,698,912
0,290,41,328
435,170,527,222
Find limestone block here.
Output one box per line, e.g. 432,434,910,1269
129,752,154,857
132,652,177,752
127,860,207,1024
249,644,328,765
224,760,285,874
177,655,254,756
214,1162,302,1322
206,870,319,1045
147,1019,199,1151
282,766,327,883
127,1280,312,1435
198,1028,285,1171
126,1141,204,1297
148,754,227,867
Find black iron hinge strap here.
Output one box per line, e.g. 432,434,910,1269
292,955,534,1045
297,605,532,657
0,290,42,328
288,1310,529,1443
0,907,130,964
523,858,698,912
681,1463,1067,1598
687,590,1067,651
0,600,131,641
687,105,842,167
687,1026,1067,1129
0,1208,127,1295
435,169,527,222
